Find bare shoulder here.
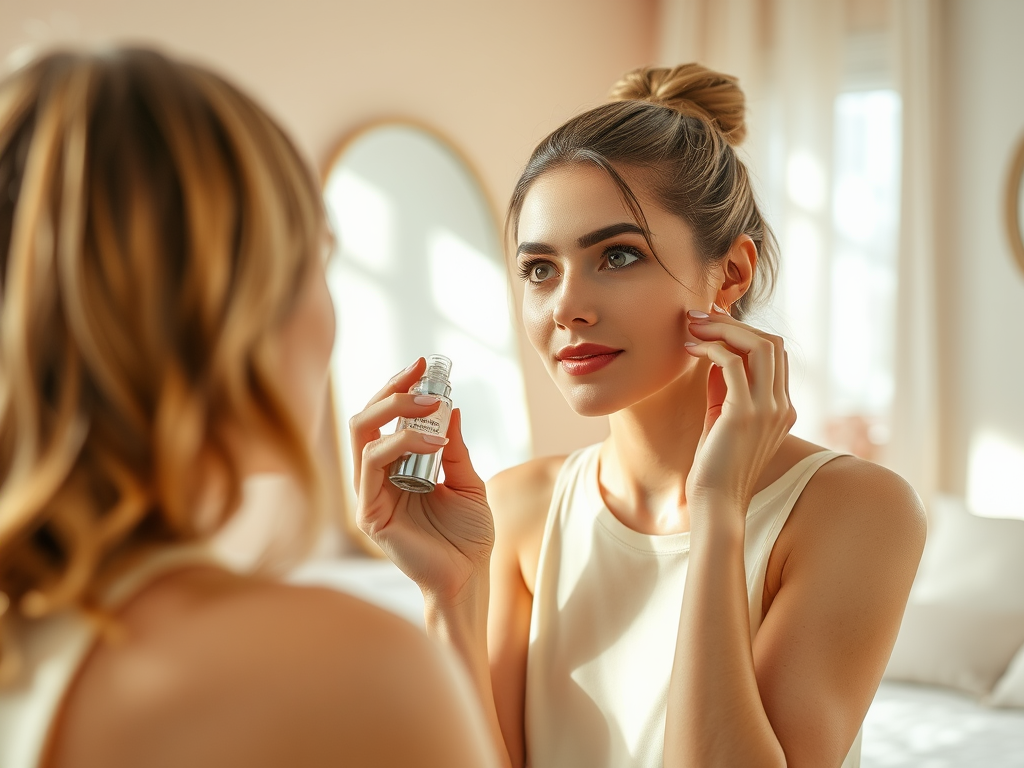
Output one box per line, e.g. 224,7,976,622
487,454,567,523
803,452,927,536
777,450,928,581
487,454,567,589
53,571,495,768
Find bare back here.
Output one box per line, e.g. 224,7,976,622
49,568,496,768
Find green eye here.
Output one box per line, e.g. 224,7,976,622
605,247,643,269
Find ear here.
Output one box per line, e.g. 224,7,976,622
715,235,757,313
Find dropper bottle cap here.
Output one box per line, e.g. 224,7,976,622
415,354,452,398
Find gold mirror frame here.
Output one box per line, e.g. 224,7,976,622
1005,131,1024,277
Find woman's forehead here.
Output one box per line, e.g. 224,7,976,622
517,164,690,250
519,166,637,240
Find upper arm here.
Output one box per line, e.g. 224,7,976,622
485,457,563,768
752,459,927,767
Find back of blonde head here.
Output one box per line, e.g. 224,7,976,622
0,48,323,647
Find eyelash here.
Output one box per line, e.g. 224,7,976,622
516,244,647,283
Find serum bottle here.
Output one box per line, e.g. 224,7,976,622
389,354,453,493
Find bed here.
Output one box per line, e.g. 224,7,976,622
863,681,1024,767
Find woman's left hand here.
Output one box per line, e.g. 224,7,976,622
682,306,797,518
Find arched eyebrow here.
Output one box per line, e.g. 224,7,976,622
516,222,647,257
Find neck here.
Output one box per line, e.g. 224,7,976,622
599,361,711,534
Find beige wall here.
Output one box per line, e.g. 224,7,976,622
1,0,657,458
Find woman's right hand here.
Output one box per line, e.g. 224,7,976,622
350,358,494,603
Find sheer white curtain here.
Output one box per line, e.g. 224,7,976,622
887,0,941,506
658,0,941,503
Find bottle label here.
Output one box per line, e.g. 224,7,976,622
398,401,452,438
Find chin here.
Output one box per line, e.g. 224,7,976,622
558,383,633,418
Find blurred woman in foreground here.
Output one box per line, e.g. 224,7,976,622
0,47,495,768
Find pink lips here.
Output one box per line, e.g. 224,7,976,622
555,343,623,376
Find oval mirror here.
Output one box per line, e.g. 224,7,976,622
322,123,532,550
1006,131,1024,277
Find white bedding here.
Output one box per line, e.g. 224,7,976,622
863,681,1024,767
290,557,1024,767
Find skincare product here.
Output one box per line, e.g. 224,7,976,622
389,355,453,493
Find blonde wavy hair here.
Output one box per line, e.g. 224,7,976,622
0,48,324,648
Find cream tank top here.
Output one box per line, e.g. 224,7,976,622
0,547,220,768
524,444,862,768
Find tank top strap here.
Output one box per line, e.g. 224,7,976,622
549,445,600,510
538,445,601,548
745,450,848,639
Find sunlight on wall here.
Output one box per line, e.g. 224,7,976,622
966,431,1024,520
326,167,394,273
429,228,512,348
326,262,403,436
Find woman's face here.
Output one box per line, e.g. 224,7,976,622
516,163,715,417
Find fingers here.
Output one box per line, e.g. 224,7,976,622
687,340,753,415
687,310,775,403
438,408,486,494
350,358,428,493
367,357,425,406
685,308,795,429
356,427,449,531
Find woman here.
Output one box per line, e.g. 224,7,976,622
351,64,927,767
0,48,496,768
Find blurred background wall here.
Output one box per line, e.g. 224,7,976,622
0,0,657,460
2,0,1023,522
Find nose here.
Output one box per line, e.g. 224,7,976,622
551,271,598,329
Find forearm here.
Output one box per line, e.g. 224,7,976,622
665,510,787,768
424,581,514,768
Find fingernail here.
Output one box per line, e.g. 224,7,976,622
421,434,449,445
712,303,730,315
684,342,698,347
688,310,710,319
403,359,419,373
413,395,439,405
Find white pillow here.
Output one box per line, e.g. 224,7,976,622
909,495,1024,611
989,642,1024,708
885,604,1024,695
883,494,1024,696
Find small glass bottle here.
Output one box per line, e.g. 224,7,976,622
389,354,453,493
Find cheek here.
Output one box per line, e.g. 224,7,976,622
621,283,686,336
521,292,552,355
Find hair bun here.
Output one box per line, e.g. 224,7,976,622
608,64,746,146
